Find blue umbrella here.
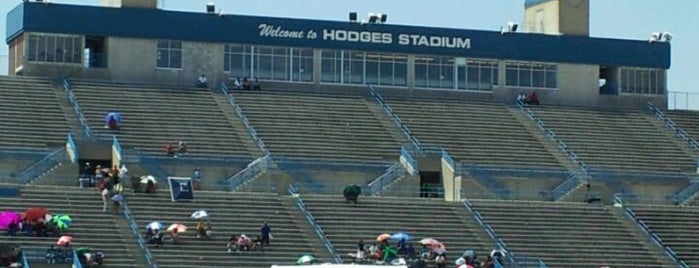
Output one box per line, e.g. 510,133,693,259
146,221,164,230
390,232,412,241
104,112,122,125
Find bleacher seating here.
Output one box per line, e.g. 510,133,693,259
661,110,699,144
530,106,695,173
0,76,71,148
69,80,252,157
302,195,493,264
126,189,329,267
0,185,139,267
379,94,564,168
470,200,673,268
233,90,402,161
630,205,699,267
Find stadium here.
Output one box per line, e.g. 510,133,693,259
0,0,695,267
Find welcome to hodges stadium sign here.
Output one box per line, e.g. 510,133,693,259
258,24,471,49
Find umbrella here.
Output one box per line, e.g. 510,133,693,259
191,210,209,219
376,233,391,242
45,214,53,222
51,214,72,230
343,185,362,197
167,223,187,233
419,238,440,246
140,175,157,184
23,207,49,222
111,194,124,203
390,232,412,241
57,235,72,246
76,247,90,255
146,222,164,230
104,112,122,124
296,254,316,265
462,249,476,260
0,211,20,230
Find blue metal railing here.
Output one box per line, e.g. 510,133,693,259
648,101,699,153
137,152,170,182
366,162,406,195
63,79,91,138
463,199,517,266
112,135,122,162
616,195,690,268
368,85,422,152
672,180,699,205
441,148,455,172
464,163,511,199
67,133,78,163
122,201,159,268
550,167,586,201
73,250,83,268
288,185,342,264
219,83,268,155
225,155,272,191
16,147,66,184
21,251,30,268
277,157,324,191
399,146,418,175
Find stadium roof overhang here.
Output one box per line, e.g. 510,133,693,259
6,2,671,69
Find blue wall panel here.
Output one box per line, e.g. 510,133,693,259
8,2,670,68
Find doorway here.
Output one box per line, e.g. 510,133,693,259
85,36,107,68
419,171,443,198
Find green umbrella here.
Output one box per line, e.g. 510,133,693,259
76,247,90,255
343,185,361,197
296,254,316,265
51,214,72,230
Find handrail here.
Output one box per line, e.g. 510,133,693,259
122,201,159,268
16,147,66,184
288,185,342,264
21,250,30,268
463,163,511,198
399,146,418,175
368,85,422,152
550,167,585,201
366,162,406,195
516,102,588,173
648,101,699,153
67,133,78,163
462,199,517,266
672,180,699,205
62,79,91,139
616,194,690,268
73,250,83,268
225,154,271,191
219,83,268,155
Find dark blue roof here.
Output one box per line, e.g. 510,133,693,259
6,2,670,69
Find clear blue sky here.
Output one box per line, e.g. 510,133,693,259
1,0,697,105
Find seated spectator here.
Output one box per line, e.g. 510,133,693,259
525,91,540,105
234,77,243,90
165,143,175,157
196,220,208,239
45,245,59,264
242,77,251,90
145,180,156,194
151,230,164,248
226,235,237,252
516,92,526,105
6,221,18,236
108,116,118,130
178,140,187,154
235,235,252,252
196,74,208,88
252,77,261,90
405,243,416,260
251,235,264,251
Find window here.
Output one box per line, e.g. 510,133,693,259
156,40,182,69
26,33,82,64
224,44,252,77
460,59,498,91
321,50,406,86
224,44,312,82
618,68,665,95
505,61,557,89
415,56,454,89
292,48,313,82
321,50,342,83
343,51,365,84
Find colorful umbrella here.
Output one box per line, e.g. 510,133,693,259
0,211,20,230
111,194,124,203
191,210,209,219
419,238,440,246
146,222,164,230
23,207,49,222
296,254,316,264
167,223,187,233
104,112,122,124
76,247,90,255
51,214,72,230
376,233,391,242
390,232,412,241
57,235,72,246
140,175,157,184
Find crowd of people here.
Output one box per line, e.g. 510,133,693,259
165,140,188,157
516,91,540,105
226,221,272,253
230,76,262,91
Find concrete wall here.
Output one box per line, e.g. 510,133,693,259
524,0,589,36
524,0,560,34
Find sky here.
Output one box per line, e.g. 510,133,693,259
0,0,697,108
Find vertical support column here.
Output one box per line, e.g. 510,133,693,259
407,55,416,90
313,49,322,86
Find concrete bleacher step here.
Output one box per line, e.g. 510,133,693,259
630,205,699,267
211,93,266,157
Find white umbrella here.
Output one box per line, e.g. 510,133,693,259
140,175,156,184
191,210,209,219
146,221,164,230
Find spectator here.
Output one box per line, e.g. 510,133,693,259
516,92,526,105
112,192,123,215
101,187,110,212
178,140,187,154
119,165,128,181
405,243,416,260
526,91,540,105
356,239,365,260
165,143,174,157
193,168,201,183
82,162,92,177
260,221,271,246
145,180,156,194
152,230,164,248
226,235,237,252
6,221,18,236
195,220,211,239
252,235,264,251
196,74,208,88
252,77,261,90
45,245,58,264
242,77,251,90
234,77,243,90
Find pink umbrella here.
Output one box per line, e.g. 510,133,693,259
57,235,73,246
0,211,20,230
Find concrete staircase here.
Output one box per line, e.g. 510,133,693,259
69,80,253,157
470,200,674,268
530,106,695,173
630,205,699,267
379,94,564,168
0,75,71,148
0,185,140,267
233,90,402,161
126,190,329,267
302,195,493,263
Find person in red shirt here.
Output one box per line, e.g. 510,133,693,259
165,143,174,157
526,92,540,105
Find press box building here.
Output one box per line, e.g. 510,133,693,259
6,0,670,108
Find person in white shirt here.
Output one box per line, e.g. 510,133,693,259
197,74,208,88
101,188,110,212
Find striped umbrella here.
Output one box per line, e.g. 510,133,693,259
51,214,72,230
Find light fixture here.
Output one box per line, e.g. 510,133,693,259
368,13,378,24
649,32,661,43
501,21,518,35
206,2,215,14
380,14,387,23
349,12,357,22
649,32,672,43
662,32,673,42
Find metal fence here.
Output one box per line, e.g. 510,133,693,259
368,85,422,152
366,162,406,195
668,91,699,111
16,147,66,184
219,83,268,154
225,154,272,191
288,185,342,264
